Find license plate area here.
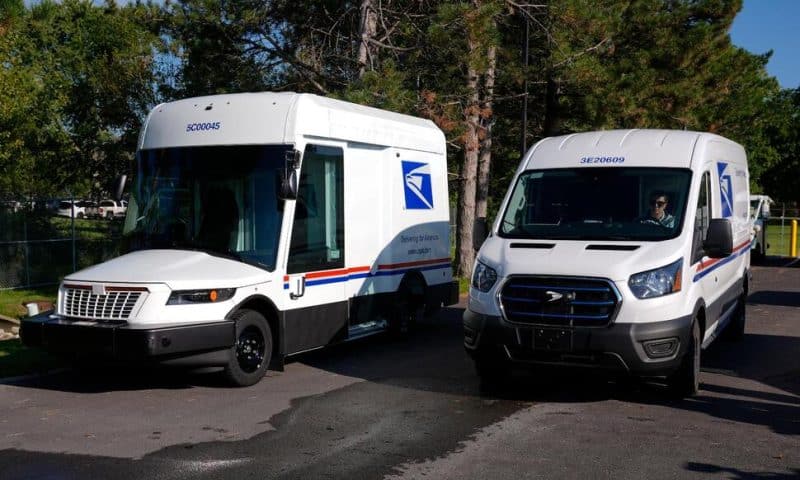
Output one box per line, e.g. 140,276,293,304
534,327,572,352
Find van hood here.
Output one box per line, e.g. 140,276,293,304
477,236,685,283
64,249,269,290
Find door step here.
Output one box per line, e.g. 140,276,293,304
347,319,388,340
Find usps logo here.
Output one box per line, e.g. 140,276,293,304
402,161,434,209
717,161,733,218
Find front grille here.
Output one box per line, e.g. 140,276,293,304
63,287,144,321
499,276,620,327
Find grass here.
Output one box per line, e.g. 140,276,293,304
0,287,62,378
0,339,63,379
0,286,57,320
766,222,798,257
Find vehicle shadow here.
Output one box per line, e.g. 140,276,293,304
297,303,800,437
685,462,800,479
747,290,800,308
1,363,230,393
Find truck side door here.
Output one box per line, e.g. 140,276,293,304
284,144,348,353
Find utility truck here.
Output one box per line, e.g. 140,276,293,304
466,129,750,397
22,92,458,386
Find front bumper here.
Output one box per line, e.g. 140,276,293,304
463,309,693,376
20,311,235,363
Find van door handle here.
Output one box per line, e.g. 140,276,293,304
290,276,306,300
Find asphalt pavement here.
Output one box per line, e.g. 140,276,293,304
0,260,798,479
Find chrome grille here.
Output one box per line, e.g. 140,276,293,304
500,276,620,327
63,287,143,321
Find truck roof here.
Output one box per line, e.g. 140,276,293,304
139,92,445,154
524,129,742,170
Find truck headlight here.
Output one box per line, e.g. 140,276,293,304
472,261,498,292
167,288,236,305
628,259,682,299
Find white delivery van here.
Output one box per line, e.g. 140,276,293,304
22,92,458,386
465,129,750,397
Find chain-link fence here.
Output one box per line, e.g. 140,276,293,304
0,194,123,290
767,201,800,257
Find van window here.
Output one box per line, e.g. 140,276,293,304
691,171,712,263
499,167,691,241
287,145,345,273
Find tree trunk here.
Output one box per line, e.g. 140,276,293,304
357,0,377,78
543,76,561,136
456,57,482,278
476,44,496,220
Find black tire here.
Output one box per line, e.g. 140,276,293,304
106,212,114,220
389,278,425,336
474,348,511,391
76,212,85,219
224,309,272,387
723,282,747,341
668,318,701,398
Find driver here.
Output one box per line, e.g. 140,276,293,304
639,190,675,228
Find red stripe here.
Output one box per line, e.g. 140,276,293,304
694,240,750,272
285,266,371,282
378,257,451,270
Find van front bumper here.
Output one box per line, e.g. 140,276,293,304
463,309,693,377
20,311,235,363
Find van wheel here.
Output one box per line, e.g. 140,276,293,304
724,284,747,341
474,347,510,391
224,309,272,387
668,318,700,398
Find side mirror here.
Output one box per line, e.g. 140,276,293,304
704,218,733,258
473,217,488,251
113,175,127,201
278,168,298,200
761,203,770,219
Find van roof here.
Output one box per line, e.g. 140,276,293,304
525,129,740,170
139,92,445,154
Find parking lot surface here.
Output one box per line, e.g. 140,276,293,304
1,261,798,479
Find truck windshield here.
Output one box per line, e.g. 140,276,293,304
122,144,289,271
499,167,692,241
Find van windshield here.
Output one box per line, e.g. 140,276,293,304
122,144,289,271
499,167,692,241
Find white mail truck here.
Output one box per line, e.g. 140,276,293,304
22,92,458,386
465,129,750,397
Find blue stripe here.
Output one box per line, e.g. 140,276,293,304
692,245,750,282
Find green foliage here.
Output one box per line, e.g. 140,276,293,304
0,0,797,206
0,0,161,197
760,88,800,203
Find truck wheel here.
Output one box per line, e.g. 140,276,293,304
668,318,700,398
106,212,114,220
224,309,272,387
390,277,425,336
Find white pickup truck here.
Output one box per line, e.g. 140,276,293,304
87,199,127,219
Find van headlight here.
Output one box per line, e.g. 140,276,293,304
167,288,236,305
472,261,498,292
628,259,682,299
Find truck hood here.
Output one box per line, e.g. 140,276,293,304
477,236,685,283
65,249,269,290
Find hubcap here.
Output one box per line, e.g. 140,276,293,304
236,326,265,373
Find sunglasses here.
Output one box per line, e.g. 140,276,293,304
651,200,667,207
